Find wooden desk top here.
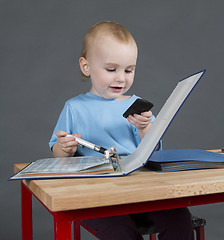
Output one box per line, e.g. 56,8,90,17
14,149,224,212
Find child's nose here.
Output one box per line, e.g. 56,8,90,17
115,72,125,82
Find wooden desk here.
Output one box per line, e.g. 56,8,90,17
14,149,224,240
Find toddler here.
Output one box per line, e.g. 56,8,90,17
49,21,194,240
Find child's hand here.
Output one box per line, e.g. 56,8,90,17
127,111,152,139
52,131,81,157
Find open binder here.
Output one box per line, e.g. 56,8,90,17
10,70,207,180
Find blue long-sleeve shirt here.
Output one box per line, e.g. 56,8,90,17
49,92,156,156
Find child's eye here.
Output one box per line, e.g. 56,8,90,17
125,69,133,73
106,68,116,72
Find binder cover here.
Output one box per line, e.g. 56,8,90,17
146,149,224,172
9,70,207,180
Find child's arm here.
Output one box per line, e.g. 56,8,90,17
127,111,152,140
52,131,81,158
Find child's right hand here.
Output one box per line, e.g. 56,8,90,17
52,131,81,157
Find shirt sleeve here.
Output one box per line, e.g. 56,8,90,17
49,102,74,150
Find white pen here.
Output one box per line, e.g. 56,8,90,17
66,134,107,154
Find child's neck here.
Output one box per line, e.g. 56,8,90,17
89,89,131,101
115,95,131,101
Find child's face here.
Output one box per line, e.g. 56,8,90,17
81,36,138,100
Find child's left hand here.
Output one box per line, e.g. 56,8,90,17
127,111,152,139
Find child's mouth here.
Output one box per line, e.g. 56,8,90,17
110,86,123,92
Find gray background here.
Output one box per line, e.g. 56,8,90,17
1,0,224,239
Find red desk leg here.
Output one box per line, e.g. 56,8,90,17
21,181,33,240
73,221,81,239
53,212,72,240
195,226,205,240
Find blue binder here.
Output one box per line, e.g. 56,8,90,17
146,149,224,172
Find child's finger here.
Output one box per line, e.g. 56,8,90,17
131,113,151,122
63,140,77,148
56,130,68,138
69,134,82,139
141,111,152,118
66,134,82,146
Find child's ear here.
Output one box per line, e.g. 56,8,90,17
79,57,90,77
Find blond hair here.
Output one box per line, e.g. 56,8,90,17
81,21,136,59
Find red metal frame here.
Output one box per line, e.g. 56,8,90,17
53,212,73,240
194,226,205,240
73,221,81,239
21,181,224,240
150,234,157,240
21,182,33,240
